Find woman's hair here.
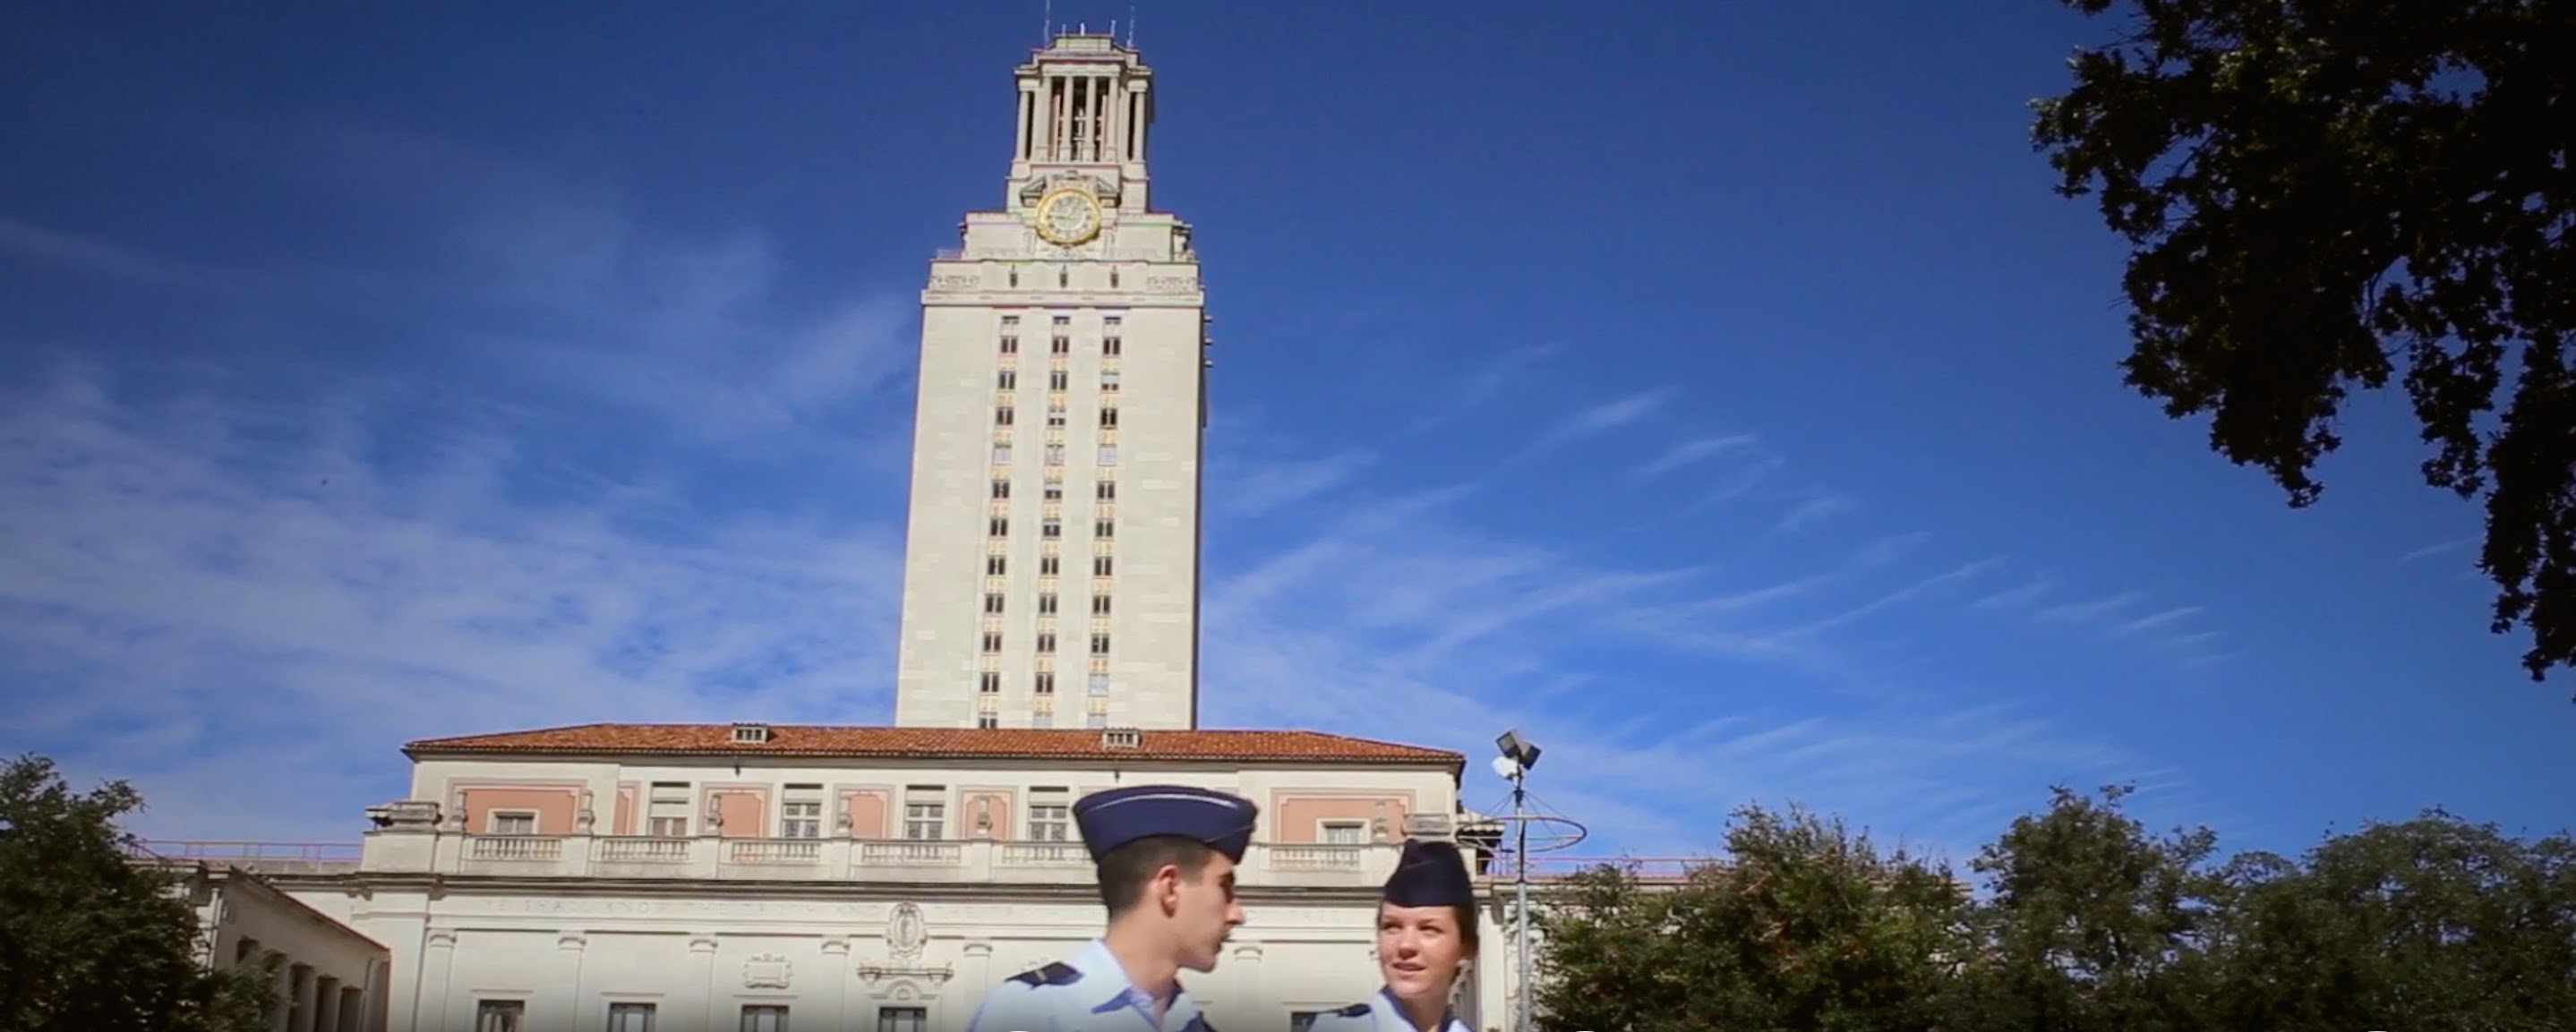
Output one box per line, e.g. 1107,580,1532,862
1449,902,1482,957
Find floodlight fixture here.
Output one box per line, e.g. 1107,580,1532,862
1494,729,1541,772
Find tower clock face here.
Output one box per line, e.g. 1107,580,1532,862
1033,189,1103,246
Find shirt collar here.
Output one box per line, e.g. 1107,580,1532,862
1375,986,1459,1032
1071,939,1204,1029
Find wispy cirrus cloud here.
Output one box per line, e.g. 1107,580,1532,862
1538,388,1674,447
1633,434,1757,479
2399,534,2477,565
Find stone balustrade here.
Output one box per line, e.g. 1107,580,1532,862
353,830,1407,887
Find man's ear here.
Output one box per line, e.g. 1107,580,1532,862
1152,863,1182,915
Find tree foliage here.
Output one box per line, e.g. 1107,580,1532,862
2032,0,2576,685
0,754,273,1032
1536,789,2576,1031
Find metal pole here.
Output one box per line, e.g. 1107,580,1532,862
1513,774,1532,1032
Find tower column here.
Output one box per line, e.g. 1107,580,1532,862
1015,84,1035,160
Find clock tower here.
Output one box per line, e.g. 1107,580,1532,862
892,32,1211,731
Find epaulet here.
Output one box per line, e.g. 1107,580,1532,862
1008,961,1082,987
1330,1002,1372,1018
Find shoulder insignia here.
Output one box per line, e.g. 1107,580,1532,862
1008,961,1082,986
1331,1002,1373,1018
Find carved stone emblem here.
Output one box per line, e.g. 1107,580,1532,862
743,953,792,989
887,902,929,964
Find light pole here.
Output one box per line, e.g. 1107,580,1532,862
1492,729,1544,1032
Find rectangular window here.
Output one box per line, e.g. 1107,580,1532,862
648,783,690,837
991,445,1012,464
1102,315,1121,328
1002,315,1021,327
988,516,1008,536
1028,789,1072,841
1034,671,1056,695
1043,482,1063,500
1041,517,1061,539
1100,369,1120,391
1100,407,1118,429
1092,556,1113,576
1091,594,1112,616
476,1002,526,1032
1049,370,1068,390
488,811,536,836
1322,821,1369,845
1047,404,1067,426
1090,634,1111,655
1031,711,1053,729
903,790,946,840
1051,336,1070,354
1040,556,1060,576
997,369,1016,389
1036,633,1056,654
740,1005,788,1032
983,593,1005,614
1103,337,1122,356
1038,593,1058,615
781,786,822,840
977,713,998,729
980,670,1001,694
990,479,1010,499
606,1003,656,1032
999,336,1018,354
1096,481,1116,501
1089,672,1111,695
996,406,1014,426
1085,712,1108,729
1050,315,1070,326
1098,447,1117,465
986,556,1006,576
877,1007,928,1032
1046,444,1065,465
1094,519,1114,539
981,632,1002,653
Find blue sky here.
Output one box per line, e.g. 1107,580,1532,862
2,1,2564,866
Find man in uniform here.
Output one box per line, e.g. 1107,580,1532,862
1306,840,1480,1032
963,784,1257,1032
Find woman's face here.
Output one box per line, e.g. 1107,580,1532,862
1375,902,1467,1002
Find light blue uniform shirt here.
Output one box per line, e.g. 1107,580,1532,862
1303,987,1472,1032
963,939,1220,1032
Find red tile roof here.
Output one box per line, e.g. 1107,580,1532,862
404,724,1465,769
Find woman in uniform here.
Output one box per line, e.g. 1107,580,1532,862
1308,839,1481,1032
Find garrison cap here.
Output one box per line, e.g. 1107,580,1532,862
1073,784,1259,863
1382,839,1476,908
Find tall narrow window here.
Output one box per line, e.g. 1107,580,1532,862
988,516,1008,536
996,406,1014,426
740,1006,789,1032
984,593,1006,614
903,789,946,840
999,335,1018,354
780,787,822,840
1091,594,1113,616
990,479,1010,499
981,632,1003,653
1037,633,1057,654
1097,481,1117,501
648,783,691,838
986,556,1006,576
1034,671,1056,695
1093,556,1114,576
475,1002,526,1032
977,713,999,729
606,1003,656,1032
1094,519,1115,539
1100,407,1118,429
1091,634,1111,655
1027,789,1072,841
980,671,1001,694
1051,336,1070,354
1103,337,1122,356
1038,593,1058,615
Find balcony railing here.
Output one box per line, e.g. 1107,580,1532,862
312,831,1420,887
135,836,1718,891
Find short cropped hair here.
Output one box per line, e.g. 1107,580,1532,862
1095,834,1220,916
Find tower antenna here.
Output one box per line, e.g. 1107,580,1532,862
1041,0,1052,43
1127,5,1137,47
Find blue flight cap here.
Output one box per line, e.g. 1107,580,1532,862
1382,839,1476,908
1073,784,1260,863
